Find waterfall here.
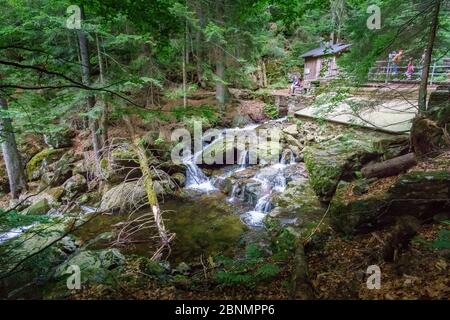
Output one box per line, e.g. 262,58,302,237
242,163,288,227
184,150,216,192
281,149,296,165
235,150,249,172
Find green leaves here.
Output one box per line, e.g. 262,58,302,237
432,229,450,249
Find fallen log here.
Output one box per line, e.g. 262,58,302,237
361,153,417,179
289,243,314,300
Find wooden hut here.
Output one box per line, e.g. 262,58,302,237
300,43,351,84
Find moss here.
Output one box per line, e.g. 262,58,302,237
304,147,344,200
111,147,139,163
329,182,387,235
26,148,66,180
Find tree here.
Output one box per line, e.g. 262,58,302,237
0,97,27,199
77,5,103,173
418,0,442,112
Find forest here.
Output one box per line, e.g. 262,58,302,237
0,0,449,301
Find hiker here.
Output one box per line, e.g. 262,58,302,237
290,75,302,95
406,58,414,80
388,50,397,75
392,49,404,80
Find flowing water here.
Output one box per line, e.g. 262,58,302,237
182,119,295,228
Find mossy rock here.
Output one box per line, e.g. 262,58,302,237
46,249,125,299
21,199,51,215
26,148,67,181
303,133,382,201
270,179,326,238
389,171,450,199
44,128,75,149
329,181,388,235
0,218,76,298
330,171,450,235
427,88,450,126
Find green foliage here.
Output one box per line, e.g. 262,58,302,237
0,210,51,231
213,244,280,288
271,228,297,262
432,229,450,249
263,103,279,120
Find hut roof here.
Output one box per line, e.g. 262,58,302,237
300,43,351,58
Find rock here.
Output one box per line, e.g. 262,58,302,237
284,133,303,150
330,171,450,234
373,136,410,161
48,249,125,298
0,218,76,298
329,181,387,234
63,174,87,196
44,128,75,149
283,124,299,136
427,87,450,126
270,179,325,237
26,148,67,181
21,199,51,215
352,179,369,195
303,133,381,201
410,116,448,157
174,262,190,275
46,186,65,203
231,113,253,127
53,249,125,280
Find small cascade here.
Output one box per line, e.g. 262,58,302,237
184,150,216,192
254,194,272,213
242,163,288,227
228,185,239,202
281,149,296,165
235,150,249,172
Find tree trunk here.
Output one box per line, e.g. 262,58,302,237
123,115,173,260
195,3,207,88
361,153,417,179
418,0,441,112
96,33,108,147
77,6,102,173
0,97,27,199
215,0,230,108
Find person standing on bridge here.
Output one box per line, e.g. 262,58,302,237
392,49,404,80
406,58,415,80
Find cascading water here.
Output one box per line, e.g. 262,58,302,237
183,123,259,192
184,150,216,192
181,120,294,227
242,162,289,227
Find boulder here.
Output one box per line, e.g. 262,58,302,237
329,171,450,234
26,148,67,181
427,87,450,126
171,172,186,187
303,133,382,201
53,249,125,280
270,179,325,237
283,124,299,136
411,116,448,156
44,128,75,149
21,199,51,215
63,174,87,197
0,218,77,298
